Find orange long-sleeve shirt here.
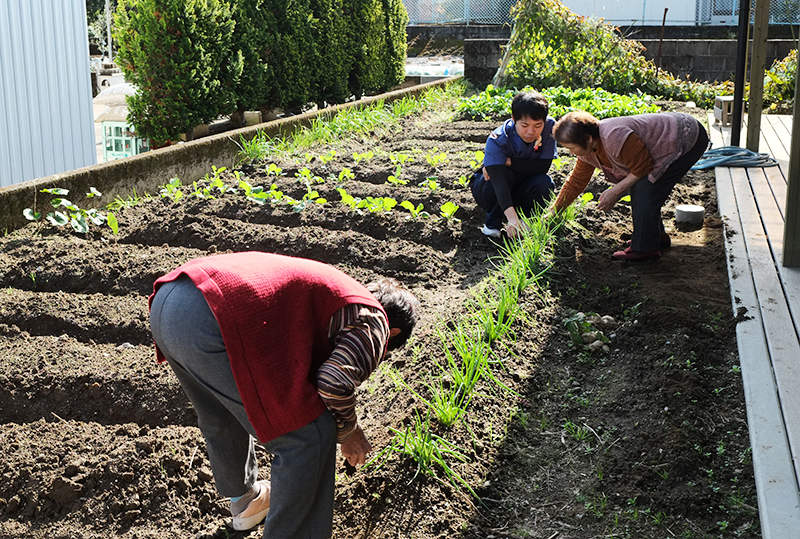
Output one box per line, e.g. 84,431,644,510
555,133,654,211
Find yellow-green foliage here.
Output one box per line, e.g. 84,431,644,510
503,0,731,108
764,49,797,113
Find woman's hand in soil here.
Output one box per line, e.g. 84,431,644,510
341,425,371,467
597,184,624,212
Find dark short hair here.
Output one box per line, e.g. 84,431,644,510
366,278,420,350
511,91,549,122
552,111,600,149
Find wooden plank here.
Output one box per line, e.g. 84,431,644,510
733,167,800,487
747,167,800,337
765,116,791,173
716,166,800,537
760,117,791,161
769,116,792,155
762,164,788,220
707,113,727,148
776,115,793,139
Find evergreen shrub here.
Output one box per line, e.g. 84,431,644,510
115,0,242,145
115,0,407,144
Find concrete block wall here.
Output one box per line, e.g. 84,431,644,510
463,37,797,86
637,39,796,82
463,39,506,88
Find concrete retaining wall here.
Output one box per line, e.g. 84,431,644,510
0,78,457,234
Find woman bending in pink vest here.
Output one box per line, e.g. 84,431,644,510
551,111,709,261
148,252,420,538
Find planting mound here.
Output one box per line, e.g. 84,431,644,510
0,101,759,538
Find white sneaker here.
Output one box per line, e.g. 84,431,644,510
481,225,502,239
231,480,271,530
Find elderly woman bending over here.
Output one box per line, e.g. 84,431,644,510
551,111,709,261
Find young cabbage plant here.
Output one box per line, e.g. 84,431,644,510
419,177,440,191
386,165,407,185
400,201,429,218
469,150,485,169
352,150,374,164
338,188,362,211
439,201,459,221
425,147,448,169
159,177,184,201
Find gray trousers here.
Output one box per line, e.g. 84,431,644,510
629,121,710,253
149,276,336,539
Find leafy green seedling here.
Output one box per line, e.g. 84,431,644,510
387,165,407,185
419,177,440,191
287,183,326,213
400,201,429,218
24,187,109,234
389,152,413,165
159,178,184,201
337,168,354,182
338,188,362,210
469,150,485,169
319,150,336,164
425,147,448,168
456,175,470,187
239,180,283,205
266,163,283,177
353,150,374,163
440,201,459,221
360,196,397,213
295,168,324,184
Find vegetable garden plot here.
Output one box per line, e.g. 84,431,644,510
0,100,759,538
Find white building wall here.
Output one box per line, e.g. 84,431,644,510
561,0,699,26
0,0,96,188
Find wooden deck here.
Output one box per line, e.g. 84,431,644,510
708,113,800,538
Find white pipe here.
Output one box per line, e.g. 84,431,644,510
105,0,112,62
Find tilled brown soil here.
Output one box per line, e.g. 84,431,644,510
0,102,759,539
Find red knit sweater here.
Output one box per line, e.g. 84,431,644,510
149,252,386,443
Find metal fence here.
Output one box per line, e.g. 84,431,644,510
403,0,800,26
403,0,515,25
691,0,799,25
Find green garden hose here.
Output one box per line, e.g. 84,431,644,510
691,146,779,169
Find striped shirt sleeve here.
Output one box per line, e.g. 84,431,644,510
317,304,389,443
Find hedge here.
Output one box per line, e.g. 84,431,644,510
114,0,407,144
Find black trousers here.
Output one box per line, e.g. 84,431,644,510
629,121,710,253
